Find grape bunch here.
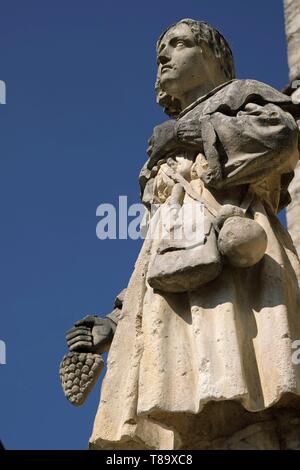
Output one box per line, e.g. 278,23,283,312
59,351,104,406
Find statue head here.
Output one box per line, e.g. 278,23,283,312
156,19,235,117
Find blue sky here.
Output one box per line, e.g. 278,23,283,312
0,0,290,449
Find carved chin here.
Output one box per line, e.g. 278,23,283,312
160,76,182,99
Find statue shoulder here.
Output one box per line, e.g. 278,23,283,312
200,79,300,118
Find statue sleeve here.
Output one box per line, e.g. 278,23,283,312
203,102,299,189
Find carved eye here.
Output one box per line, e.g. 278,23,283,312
175,40,186,47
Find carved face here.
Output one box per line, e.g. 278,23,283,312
157,23,215,100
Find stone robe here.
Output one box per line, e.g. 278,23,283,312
90,80,300,450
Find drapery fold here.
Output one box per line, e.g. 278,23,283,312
90,80,300,450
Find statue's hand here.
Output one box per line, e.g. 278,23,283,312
66,315,114,354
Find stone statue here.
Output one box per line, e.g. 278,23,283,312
284,0,300,254
61,19,300,449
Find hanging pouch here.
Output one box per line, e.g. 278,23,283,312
147,165,222,293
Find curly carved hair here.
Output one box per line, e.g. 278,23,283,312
156,19,236,117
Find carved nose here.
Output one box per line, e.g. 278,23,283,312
158,54,170,65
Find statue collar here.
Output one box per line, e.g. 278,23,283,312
177,80,236,119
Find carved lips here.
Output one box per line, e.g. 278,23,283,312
161,65,174,74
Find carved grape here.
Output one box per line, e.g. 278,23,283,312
60,352,104,406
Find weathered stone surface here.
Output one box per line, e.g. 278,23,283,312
88,20,300,450
60,351,104,406
284,0,300,82
60,291,125,406
284,0,300,255
147,198,222,292
206,411,300,450
218,216,268,268
62,18,300,450
286,160,300,252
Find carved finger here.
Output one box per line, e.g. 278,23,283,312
69,341,93,352
66,327,91,340
67,338,92,350
74,316,97,327
67,334,92,346
67,325,90,335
